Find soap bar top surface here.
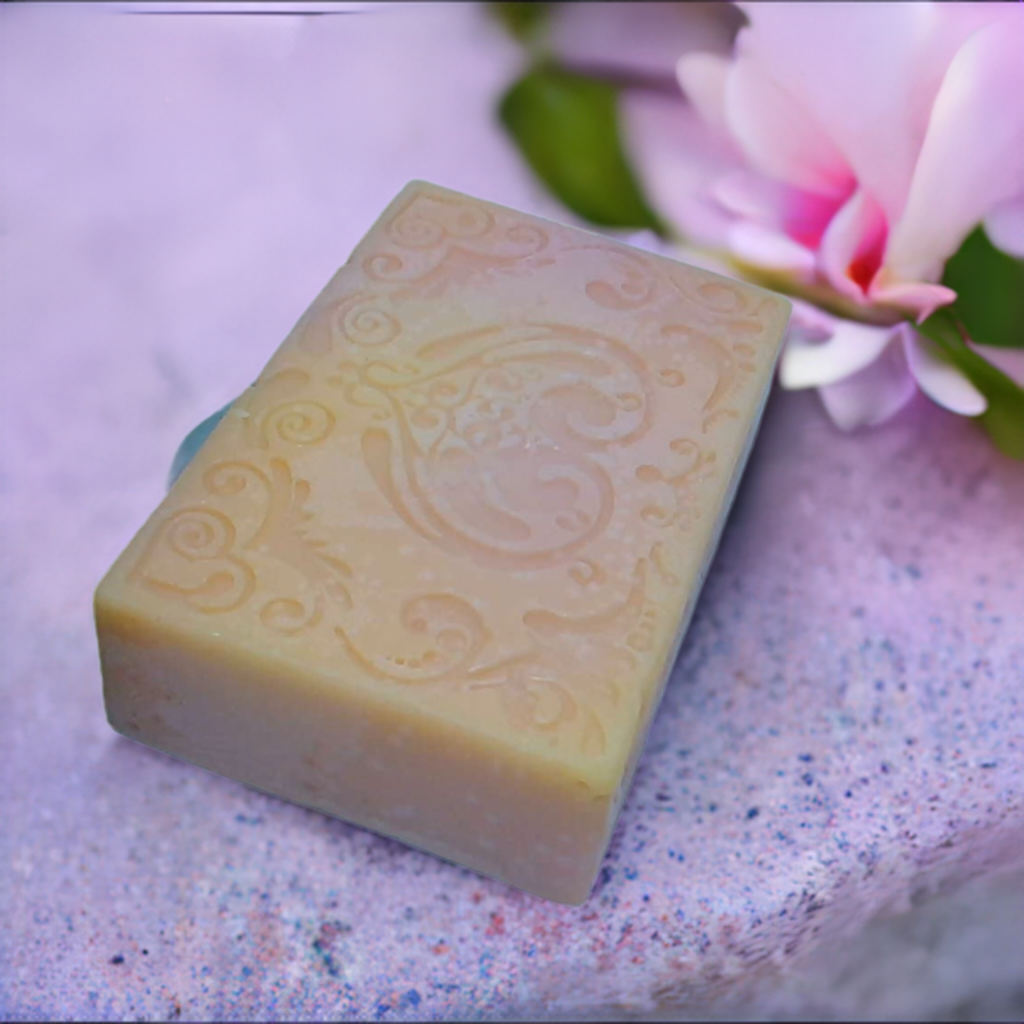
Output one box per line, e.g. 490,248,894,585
103,182,790,795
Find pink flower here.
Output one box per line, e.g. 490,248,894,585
640,2,1024,428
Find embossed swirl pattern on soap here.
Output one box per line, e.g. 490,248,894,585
131,191,772,753
362,192,552,298
330,322,650,569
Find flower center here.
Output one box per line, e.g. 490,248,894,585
847,216,888,295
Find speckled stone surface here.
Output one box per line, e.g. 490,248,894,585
2,5,1023,1021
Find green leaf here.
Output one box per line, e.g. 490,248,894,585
917,309,1024,459
488,2,552,45
941,225,1024,348
498,62,670,237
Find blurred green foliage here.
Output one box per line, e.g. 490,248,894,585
940,226,1024,350
917,310,1024,459
499,62,669,236
489,2,552,45
916,225,1024,458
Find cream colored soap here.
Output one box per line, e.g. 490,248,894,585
95,182,790,904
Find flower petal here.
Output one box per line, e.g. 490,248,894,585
721,43,851,197
734,2,938,224
677,52,731,131
780,306,895,389
984,196,1024,260
884,16,1024,283
816,330,918,430
712,170,780,221
868,276,957,323
714,171,845,252
726,220,816,276
622,91,741,247
819,187,887,302
903,330,987,416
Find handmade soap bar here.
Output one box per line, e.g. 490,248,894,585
95,182,790,904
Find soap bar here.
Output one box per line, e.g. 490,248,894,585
95,182,790,904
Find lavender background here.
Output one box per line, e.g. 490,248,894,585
2,5,1022,1020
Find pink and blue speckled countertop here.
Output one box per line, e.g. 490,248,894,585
2,5,1023,1020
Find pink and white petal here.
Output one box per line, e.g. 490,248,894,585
780,312,895,390
983,196,1024,259
712,171,833,239
622,90,742,248
780,187,849,252
734,2,936,224
884,17,1024,284
714,171,847,253
907,3,1022,143
726,220,816,276
868,275,957,323
968,342,1024,389
677,52,731,131
786,297,839,341
903,329,987,416
819,187,887,302
816,333,919,431
722,47,851,197
713,170,782,223
930,2,1022,37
